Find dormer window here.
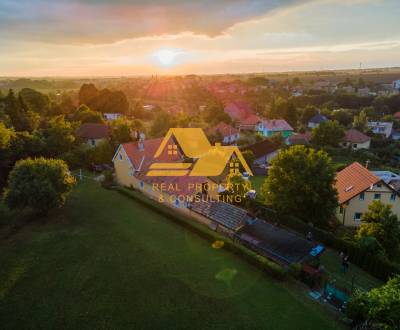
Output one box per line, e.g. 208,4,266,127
168,144,178,155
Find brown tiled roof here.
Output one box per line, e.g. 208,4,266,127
206,122,239,137
242,139,280,159
343,129,370,144
335,162,380,204
288,131,311,145
76,123,110,139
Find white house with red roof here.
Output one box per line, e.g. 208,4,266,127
206,122,240,144
335,162,400,226
256,119,293,138
340,129,371,150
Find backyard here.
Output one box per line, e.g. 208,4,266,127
0,179,346,329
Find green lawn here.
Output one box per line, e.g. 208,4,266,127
0,180,345,329
321,249,382,292
250,175,266,193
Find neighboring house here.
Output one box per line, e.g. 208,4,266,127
76,123,110,147
206,122,240,144
143,104,155,111
340,85,355,94
367,121,393,138
357,87,371,97
308,113,328,129
104,113,122,121
224,101,254,122
393,79,400,90
238,114,261,131
287,131,312,145
392,131,400,141
256,119,293,138
335,162,400,226
340,129,371,150
394,112,400,120
242,139,280,175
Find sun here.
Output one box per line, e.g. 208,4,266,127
153,49,180,67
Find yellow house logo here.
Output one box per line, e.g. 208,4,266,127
146,128,253,177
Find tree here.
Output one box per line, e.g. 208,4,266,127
72,104,105,124
347,275,400,329
330,109,353,127
311,120,345,147
223,172,251,204
356,201,400,256
261,145,338,226
241,150,255,167
110,118,133,144
19,88,50,114
149,112,175,138
40,116,76,156
0,122,16,150
353,110,368,132
300,105,318,125
4,157,76,214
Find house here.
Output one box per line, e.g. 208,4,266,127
393,79,400,90
367,121,393,138
206,122,240,145
357,87,371,97
104,113,122,121
113,137,206,209
224,101,254,122
392,131,400,141
340,129,371,150
76,123,110,147
238,114,261,131
242,139,281,175
256,119,293,138
394,112,400,120
308,113,328,129
335,162,400,226
287,131,312,146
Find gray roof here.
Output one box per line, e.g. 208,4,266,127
190,201,249,231
308,113,327,124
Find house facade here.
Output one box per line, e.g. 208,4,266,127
104,113,122,121
256,119,293,138
308,113,327,129
336,162,400,226
340,129,371,150
367,121,393,138
75,123,110,147
206,122,240,144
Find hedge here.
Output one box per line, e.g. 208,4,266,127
115,187,287,280
248,199,400,281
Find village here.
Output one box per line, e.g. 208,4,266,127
2,70,400,328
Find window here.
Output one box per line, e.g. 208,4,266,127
374,193,381,200
359,192,365,201
377,183,382,188
91,139,95,146
339,206,344,214
168,144,178,155
119,154,123,161
354,212,362,221
353,144,357,148
391,193,396,202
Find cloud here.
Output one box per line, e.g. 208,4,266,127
0,0,309,44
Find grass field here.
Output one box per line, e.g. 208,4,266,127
0,179,346,329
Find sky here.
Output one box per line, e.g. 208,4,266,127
0,0,399,76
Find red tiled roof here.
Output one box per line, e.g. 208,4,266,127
76,123,110,139
120,138,207,197
343,129,370,144
335,162,380,204
206,122,239,137
240,114,261,125
394,112,400,119
224,101,254,121
288,131,311,145
262,119,293,131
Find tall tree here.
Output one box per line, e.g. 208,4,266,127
311,120,345,147
261,145,338,226
4,157,76,215
353,110,368,132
